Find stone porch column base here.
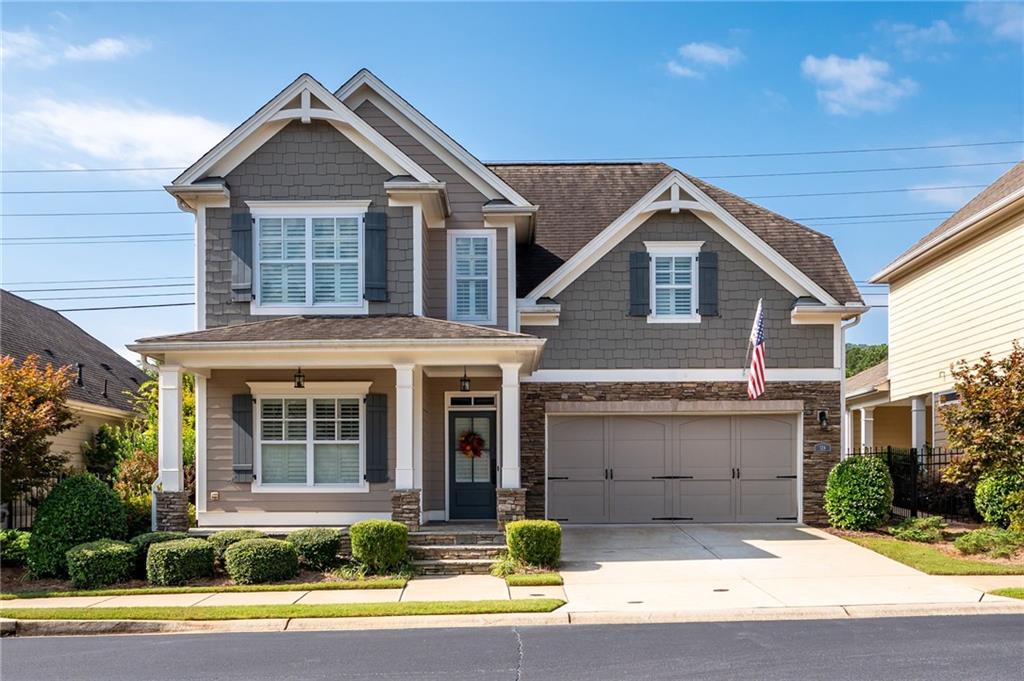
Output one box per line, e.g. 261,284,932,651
391,489,421,531
497,488,527,529
154,490,190,532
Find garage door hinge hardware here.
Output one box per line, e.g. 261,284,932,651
547,476,569,480
651,475,685,479
652,517,692,521
776,516,798,521
776,475,797,479
550,518,569,522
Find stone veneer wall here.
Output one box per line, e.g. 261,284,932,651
391,489,421,531
154,491,190,532
519,381,841,525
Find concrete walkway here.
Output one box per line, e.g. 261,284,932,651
560,524,1019,613
2,576,565,610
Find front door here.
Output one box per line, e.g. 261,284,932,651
449,411,497,519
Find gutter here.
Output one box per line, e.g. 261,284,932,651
838,314,863,459
127,336,547,354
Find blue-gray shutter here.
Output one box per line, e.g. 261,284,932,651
628,251,650,316
231,394,254,483
697,251,719,317
364,393,388,483
364,211,388,302
230,212,253,303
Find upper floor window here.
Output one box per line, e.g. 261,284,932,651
646,241,703,323
448,230,496,325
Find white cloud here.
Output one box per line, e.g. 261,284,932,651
666,60,703,79
0,29,57,67
878,19,956,59
65,37,149,61
761,89,789,111
801,54,918,115
6,99,230,167
965,2,1024,42
677,41,745,67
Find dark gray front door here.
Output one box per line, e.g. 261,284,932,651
449,411,497,520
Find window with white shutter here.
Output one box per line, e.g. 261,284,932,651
645,241,703,323
448,231,496,325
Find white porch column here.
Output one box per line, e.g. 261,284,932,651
157,364,184,492
500,362,521,489
412,365,424,493
842,408,854,455
394,364,415,490
859,407,875,451
911,396,927,452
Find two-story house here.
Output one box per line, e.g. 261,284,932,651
131,71,866,533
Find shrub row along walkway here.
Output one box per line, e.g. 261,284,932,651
2,575,567,610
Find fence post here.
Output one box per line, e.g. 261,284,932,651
910,447,919,518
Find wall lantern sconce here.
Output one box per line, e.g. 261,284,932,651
459,367,471,392
817,410,830,430
293,368,306,389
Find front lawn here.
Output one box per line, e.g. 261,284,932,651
0,598,565,621
991,588,1024,600
840,534,1024,575
505,573,563,587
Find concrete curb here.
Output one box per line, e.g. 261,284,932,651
6,600,1024,637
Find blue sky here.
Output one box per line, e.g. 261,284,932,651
2,2,1021,359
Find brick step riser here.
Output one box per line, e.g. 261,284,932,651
414,561,495,576
407,533,506,546
409,545,505,560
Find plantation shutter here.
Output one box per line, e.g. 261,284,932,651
364,393,388,483
231,394,254,483
230,211,253,302
628,251,650,316
697,251,719,317
364,211,388,302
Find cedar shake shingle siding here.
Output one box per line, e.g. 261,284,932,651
205,120,413,328
526,213,834,369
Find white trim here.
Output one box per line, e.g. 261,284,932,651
796,411,804,524
195,374,207,514
443,390,501,521
67,400,132,419
413,204,424,315
507,226,518,332
246,200,372,215
524,368,843,383
644,240,704,254
196,204,207,330
645,243,702,324
499,362,521,489
447,229,498,326
394,364,415,489
197,511,389,527
336,69,533,207
174,74,435,186
246,381,373,396
422,510,446,522
524,171,840,306
157,365,184,493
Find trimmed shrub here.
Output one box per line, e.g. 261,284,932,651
974,469,1024,528
286,528,344,571
65,539,135,589
224,538,299,584
887,516,945,543
349,520,408,574
953,527,1024,559
824,456,893,530
129,531,189,576
208,529,267,562
505,520,561,568
146,538,214,586
1007,491,1024,534
0,529,31,566
26,474,128,577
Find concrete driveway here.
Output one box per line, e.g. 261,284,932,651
560,525,999,613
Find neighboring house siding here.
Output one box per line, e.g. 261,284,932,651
203,368,396,514
526,211,834,369
888,215,1024,401
849,406,930,450
204,120,413,328
353,100,510,330
50,410,126,471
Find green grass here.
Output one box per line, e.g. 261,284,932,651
0,599,565,621
505,573,563,587
0,578,408,601
844,535,1024,575
991,588,1024,600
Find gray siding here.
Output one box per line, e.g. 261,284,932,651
526,212,834,369
205,120,412,328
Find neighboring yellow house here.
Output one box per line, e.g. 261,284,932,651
845,161,1024,452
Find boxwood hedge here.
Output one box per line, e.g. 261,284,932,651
65,539,136,589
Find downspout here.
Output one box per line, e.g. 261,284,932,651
839,314,863,460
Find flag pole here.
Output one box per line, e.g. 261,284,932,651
743,298,761,376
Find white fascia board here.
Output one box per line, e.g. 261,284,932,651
791,304,870,324
524,368,842,383
68,400,132,419
336,70,533,207
173,74,436,187
164,184,231,211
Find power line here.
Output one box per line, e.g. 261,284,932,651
0,275,192,285
2,232,192,242
9,283,194,293
703,160,1016,180
2,210,182,217
56,302,195,312
747,184,986,200
0,188,166,195
804,216,945,227
3,238,193,246
794,210,952,221
2,166,187,174
28,292,195,302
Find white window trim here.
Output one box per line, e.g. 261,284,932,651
447,229,497,326
249,201,371,316
645,241,703,324
249,381,372,493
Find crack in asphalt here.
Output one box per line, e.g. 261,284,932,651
512,626,524,681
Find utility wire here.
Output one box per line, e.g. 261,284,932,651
56,302,195,311
703,160,1016,180
804,217,945,227
746,184,986,199
0,188,166,195
794,210,952,221
9,283,194,293
28,292,195,302
2,232,192,242
3,238,193,246
1,210,182,217
3,166,187,174
0,275,192,285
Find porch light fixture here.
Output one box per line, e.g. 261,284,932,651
293,368,306,389
459,367,471,392
818,410,829,430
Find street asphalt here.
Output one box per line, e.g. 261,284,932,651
2,615,1022,680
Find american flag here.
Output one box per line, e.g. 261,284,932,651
747,299,766,400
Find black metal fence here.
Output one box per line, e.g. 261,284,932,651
851,447,979,523
1,474,68,530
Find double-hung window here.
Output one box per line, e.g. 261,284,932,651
448,230,496,325
251,201,369,313
646,241,702,323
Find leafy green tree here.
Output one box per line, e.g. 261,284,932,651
846,343,888,377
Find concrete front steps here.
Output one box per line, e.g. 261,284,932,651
409,528,506,575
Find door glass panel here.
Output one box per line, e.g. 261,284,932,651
453,416,492,484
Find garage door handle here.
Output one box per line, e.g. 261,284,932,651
776,475,797,479
547,476,569,480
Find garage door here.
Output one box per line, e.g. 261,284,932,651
547,414,798,523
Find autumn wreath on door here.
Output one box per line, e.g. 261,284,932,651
457,430,485,459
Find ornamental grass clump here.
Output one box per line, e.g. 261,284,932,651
824,456,893,530
65,539,136,589
224,538,299,585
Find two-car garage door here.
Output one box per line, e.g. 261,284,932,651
547,414,799,523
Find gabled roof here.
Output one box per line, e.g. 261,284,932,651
0,290,148,413
490,162,861,304
846,360,889,396
872,161,1024,283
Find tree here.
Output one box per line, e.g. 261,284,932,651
0,355,78,502
846,343,888,377
941,341,1024,484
